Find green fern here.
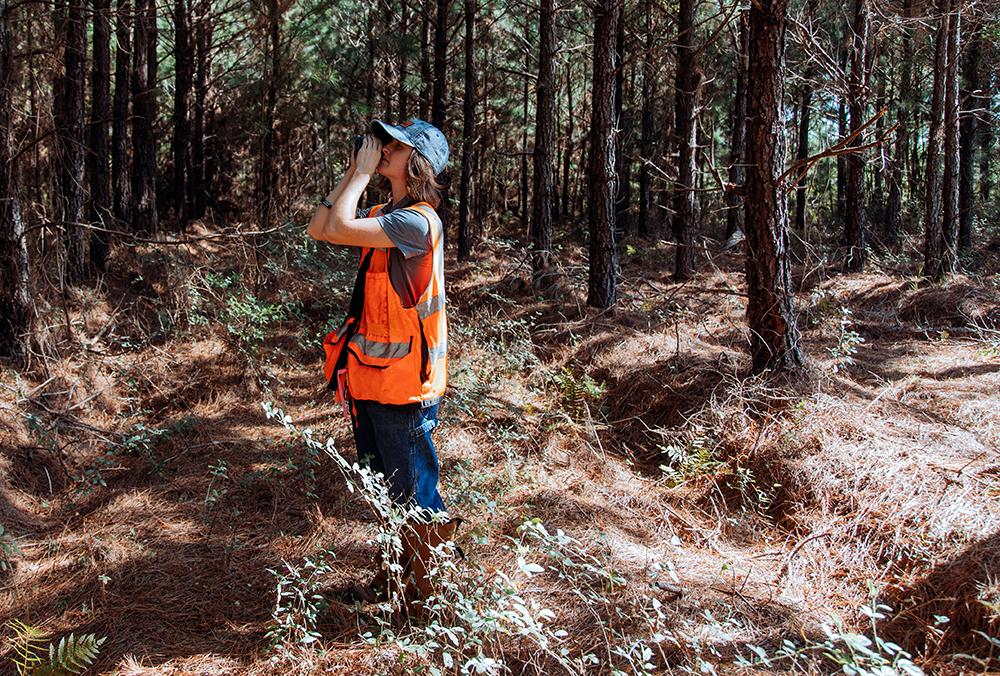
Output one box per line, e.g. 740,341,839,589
554,368,606,421
5,621,106,676
35,633,106,675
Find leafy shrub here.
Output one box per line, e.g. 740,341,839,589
5,620,106,676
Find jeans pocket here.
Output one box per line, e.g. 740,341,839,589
408,410,438,441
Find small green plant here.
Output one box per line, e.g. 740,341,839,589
222,293,287,359
265,548,336,654
829,307,865,372
553,367,606,421
120,422,171,478
0,524,21,572
204,459,230,512
5,620,106,675
657,431,721,484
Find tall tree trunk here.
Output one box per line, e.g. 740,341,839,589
744,0,803,373
172,0,192,224
587,0,620,309
924,0,948,277
940,1,960,275
725,12,748,240
111,0,131,229
56,0,88,280
398,0,409,118
958,33,980,251
256,0,280,232
794,84,811,231
637,0,655,237
457,0,475,260
189,0,210,219
836,94,846,224
561,59,573,224
431,0,448,129
88,0,112,271
980,89,994,203
613,12,629,235
673,0,697,280
419,0,430,119
530,0,555,282
130,0,158,233
519,15,530,231
886,0,912,247
1,0,31,362
843,0,868,272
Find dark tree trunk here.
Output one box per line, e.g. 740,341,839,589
794,84,811,232
672,0,697,280
530,0,555,282
56,0,89,280
940,1,960,274
980,93,994,203
886,0,913,247
431,0,448,129
744,0,804,373
561,59,573,224
457,0,475,260
1,0,31,362
843,0,868,272
256,0,280,231
111,0,131,228
419,0,430,119
189,0,211,219
836,94,846,224
88,0,112,271
398,0,409,118
924,0,949,277
613,12,629,235
725,12,748,240
172,0,192,224
637,0,655,237
587,0,620,309
519,14,530,231
130,0,158,233
958,34,980,251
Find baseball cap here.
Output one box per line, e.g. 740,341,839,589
370,118,449,176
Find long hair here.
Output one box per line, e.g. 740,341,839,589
406,152,443,207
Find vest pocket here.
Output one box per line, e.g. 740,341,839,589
362,271,390,341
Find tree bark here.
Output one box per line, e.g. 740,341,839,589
886,0,912,247
923,0,949,277
172,0,192,224
587,0,620,309
725,12,747,240
431,0,448,129
398,0,409,118
56,0,89,280
561,59,573,224
111,0,131,229
256,0,281,232
744,0,804,373
940,0,960,275
672,0,697,280
189,0,211,219
457,0,475,260
530,0,555,282
419,0,430,119
130,0,158,233
0,0,31,362
637,0,655,237
843,0,868,272
88,0,112,271
958,33,980,251
794,84,811,232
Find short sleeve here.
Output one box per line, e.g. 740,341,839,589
377,208,432,259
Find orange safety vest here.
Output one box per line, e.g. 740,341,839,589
328,201,447,406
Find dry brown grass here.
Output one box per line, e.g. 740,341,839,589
0,229,998,673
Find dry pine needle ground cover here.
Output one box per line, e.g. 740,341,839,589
0,220,998,674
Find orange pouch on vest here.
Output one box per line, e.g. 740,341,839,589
322,249,375,409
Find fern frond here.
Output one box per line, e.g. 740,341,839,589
33,632,106,676
6,619,47,675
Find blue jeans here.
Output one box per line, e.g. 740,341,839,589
349,400,447,513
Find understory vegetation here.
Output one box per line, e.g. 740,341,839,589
1,222,999,674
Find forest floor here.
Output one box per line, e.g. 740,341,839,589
1,215,999,674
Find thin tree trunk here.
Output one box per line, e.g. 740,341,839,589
923,0,948,277
940,0,960,275
530,0,555,282
561,59,573,223
673,0,697,279
457,0,475,259
88,0,112,271
130,0,158,233
519,14,530,231
886,0,912,247
836,94,846,224
172,0,192,224
419,0,430,119
0,0,31,362
57,0,89,280
431,0,448,129
189,0,210,219
744,0,803,373
613,12,628,235
398,0,409,118
980,91,994,202
843,0,868,272
794,84,811,232
725,12,747,240
637,0,655,237
587,0,619,308
958,33,980,250
256,0,280,233
111,0,130,229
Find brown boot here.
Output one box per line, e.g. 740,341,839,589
400,516,464,607
341,545,403,604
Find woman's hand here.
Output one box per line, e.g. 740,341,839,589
355,134,381,176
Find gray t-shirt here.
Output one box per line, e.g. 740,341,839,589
357,197,435,308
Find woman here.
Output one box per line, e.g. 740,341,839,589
306,118,456,606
